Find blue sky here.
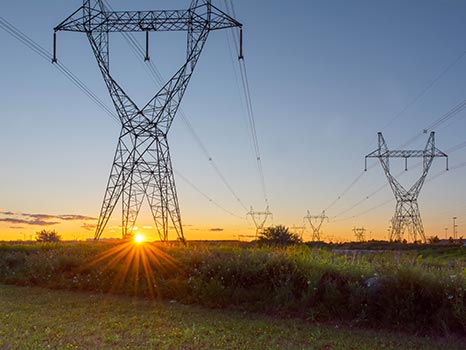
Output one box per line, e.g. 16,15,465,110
1,0,466,241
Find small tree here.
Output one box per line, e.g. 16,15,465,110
35,229,61,242
258,225,302,247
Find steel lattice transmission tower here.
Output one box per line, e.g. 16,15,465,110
290,225,305,240
353,227,366,242
304,210,328,242
247,206,273,238
365,132,448,243
54,1,242,241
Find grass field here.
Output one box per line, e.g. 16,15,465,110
0,284,464,350
0,242,465,336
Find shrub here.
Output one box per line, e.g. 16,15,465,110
0,242,464,335
258,225,302,247
35,230,61,242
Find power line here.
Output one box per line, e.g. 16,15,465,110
0,16,118,123
398,98,466,149
380,50,466,131
337,85,466,221
1,13,246,224
331,169,406,220
334,159,466,224
325,171,365,211
174,169,246,221
224,0,269,207
334,135,466,223
333,198,393,223
327,49,466,210
102,0,249,213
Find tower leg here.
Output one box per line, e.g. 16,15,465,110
390,200,425,243
140,136,184,242
95,133,134,239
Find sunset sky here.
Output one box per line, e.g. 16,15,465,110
2,0,466,242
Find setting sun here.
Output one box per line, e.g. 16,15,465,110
133,234,145,244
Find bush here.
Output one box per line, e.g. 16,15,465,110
35,230,61,242
0,242,464,335
258,225,302,247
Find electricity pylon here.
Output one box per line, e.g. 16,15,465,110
247,206,272,238
290,225,305,240
365,132,448,243
304,210,328,241
54,1,242,241
353,227,366,242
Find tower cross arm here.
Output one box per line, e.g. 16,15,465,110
366,149,448,159
54,5,241,33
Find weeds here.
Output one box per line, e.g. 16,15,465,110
0,242,464,335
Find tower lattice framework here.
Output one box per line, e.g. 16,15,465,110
54,0,242,241
353,227,366,242
247,206,272,238
304,210,328,242
365,132,448,243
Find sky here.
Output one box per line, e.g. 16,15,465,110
1,0,466,242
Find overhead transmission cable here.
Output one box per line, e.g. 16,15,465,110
399,97,466,149
333,198,394,223
380,50,466,131
103,0,249,213
334,157,466,224
0,15,245,220
324,171,366,211
173,169,246,220
325,49,466,212
224,0,270,208
0,16,118,123
333,136,466,222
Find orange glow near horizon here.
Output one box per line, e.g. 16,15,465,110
133,234,145,244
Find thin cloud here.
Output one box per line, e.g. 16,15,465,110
0,218,28,224
30,220,60,226
58,214,97,221
209,228,224,232
0,218,59,226
1,211,96,221
0,211,96,227
81,223,97,231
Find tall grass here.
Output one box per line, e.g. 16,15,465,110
0,242,464,335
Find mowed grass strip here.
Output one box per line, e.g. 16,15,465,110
0,284,464,350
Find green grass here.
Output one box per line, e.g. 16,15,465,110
0,242,465,335
0,284,464,350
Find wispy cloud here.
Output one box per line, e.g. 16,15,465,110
209,228,224,232
58,214,96,221
81,223,97,231
0,211,97,227
0,218,59,226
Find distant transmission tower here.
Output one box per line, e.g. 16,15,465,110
365,132,448,243
290,225,305,239
54,1,242,241
353,227,366,242
247,206,272,238
304,210,328,241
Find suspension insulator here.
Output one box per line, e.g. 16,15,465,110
239,27,244,60
52,32,58,63
144,31,150,62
